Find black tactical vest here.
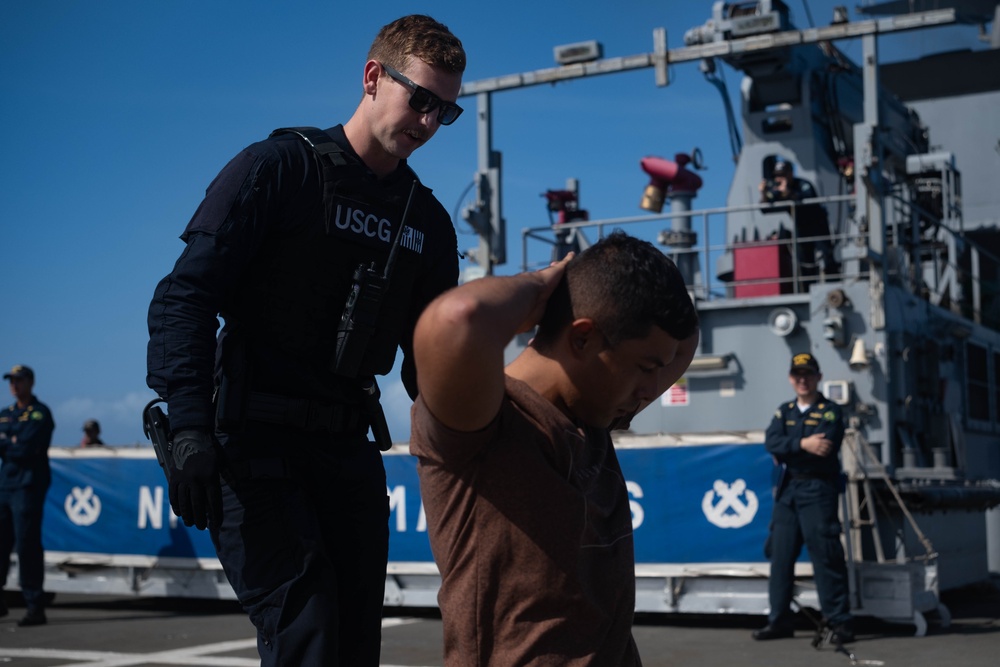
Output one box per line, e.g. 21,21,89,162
232,128,428,386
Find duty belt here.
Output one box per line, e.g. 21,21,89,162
244,391,365,434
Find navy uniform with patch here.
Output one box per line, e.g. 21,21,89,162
0,365,54,622
760,358,853,639
766,398,844,480
146,125,458,665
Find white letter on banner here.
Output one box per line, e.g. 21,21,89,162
387,485,407,532
417,501,427,532
626,481,645,529
138,486,163,530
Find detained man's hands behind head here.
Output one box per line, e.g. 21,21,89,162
517,253,573,335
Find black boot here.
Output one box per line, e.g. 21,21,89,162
752,623,794,640
17,608,47,627
830,621,855,644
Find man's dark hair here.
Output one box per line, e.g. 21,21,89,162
534,230,698,348
369,15,466,74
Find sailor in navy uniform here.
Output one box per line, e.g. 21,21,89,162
0,364,54,627
753,353,855,644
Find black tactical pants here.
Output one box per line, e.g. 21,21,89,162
212,425,389,666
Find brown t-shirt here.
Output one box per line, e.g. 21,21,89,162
410,376,642,666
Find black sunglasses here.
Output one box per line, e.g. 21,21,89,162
381,63,463,126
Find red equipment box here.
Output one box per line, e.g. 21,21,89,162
733,243,791,297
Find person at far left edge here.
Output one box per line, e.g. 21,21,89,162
0,364,54,627
145,15,466,666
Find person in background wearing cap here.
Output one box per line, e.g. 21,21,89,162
760,159,839,283
0,365,54,627
80,420,104,447
753,353,854,644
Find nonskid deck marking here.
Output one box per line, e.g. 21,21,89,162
0,649,438,667
0,642,259,667
0,618,433,667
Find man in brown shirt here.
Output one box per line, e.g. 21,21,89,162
410,231,700,665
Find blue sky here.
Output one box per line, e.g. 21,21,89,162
0,1,983,446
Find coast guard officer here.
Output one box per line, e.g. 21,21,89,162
146,14,466,666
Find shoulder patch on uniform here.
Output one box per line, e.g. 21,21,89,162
774,409,782,419
30,410,44,420
823,411,836,421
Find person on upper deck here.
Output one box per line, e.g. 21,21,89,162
760,159,839,281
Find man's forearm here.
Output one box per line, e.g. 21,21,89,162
441,272,556,351
413,257,571,432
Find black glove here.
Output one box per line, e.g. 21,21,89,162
168,428,223,531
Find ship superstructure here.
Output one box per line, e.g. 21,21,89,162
459,0,1000,630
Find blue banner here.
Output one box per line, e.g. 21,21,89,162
46,442,776,566
622,444,774,563
46,453,217,560
385,443,775,564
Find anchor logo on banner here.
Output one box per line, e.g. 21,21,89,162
702,479,758,528
64,486,102,526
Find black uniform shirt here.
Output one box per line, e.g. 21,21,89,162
147,126,459,432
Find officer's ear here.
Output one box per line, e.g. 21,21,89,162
363,60,381,96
